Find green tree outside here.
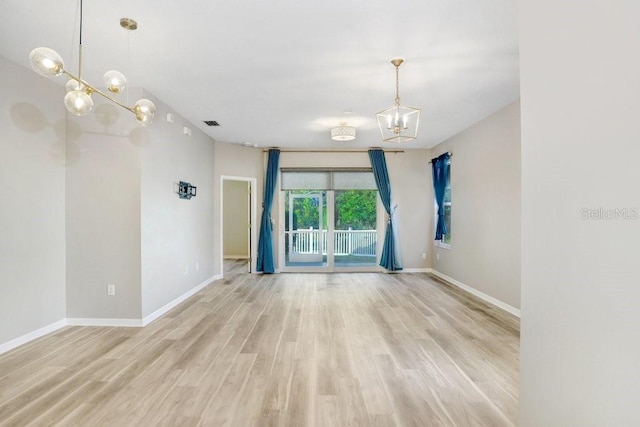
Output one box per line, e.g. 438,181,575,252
285,190,377,231
334,190,376,230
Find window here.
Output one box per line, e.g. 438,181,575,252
434,160,451,248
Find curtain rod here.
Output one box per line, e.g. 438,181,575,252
262,149,404,154
428,152,453,164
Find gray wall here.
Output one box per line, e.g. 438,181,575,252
0,63,219,345
0,56,67,344
431,101,521,310
65,91,143,319
223,180,249,258
140,91,216,318
385,150,434,270
21,82,216,324
213,142,264,274
519,0,640,424
66,89,217,320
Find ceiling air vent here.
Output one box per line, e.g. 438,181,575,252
203,120,220,126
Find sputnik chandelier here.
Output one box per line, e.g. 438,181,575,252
376,58,420,143
28,0,156,126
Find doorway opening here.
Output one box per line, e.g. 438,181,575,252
220,175,257,274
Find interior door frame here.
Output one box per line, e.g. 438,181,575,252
220,175,257,274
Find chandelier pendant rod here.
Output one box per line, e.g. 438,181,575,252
395,65,400,107
78,0,83,82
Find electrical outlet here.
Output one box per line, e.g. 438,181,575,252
196,262,200,271
107,284,116,296
436,253,440,260
183,266,189,275
422,253,427,259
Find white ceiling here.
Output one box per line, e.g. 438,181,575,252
0,0,519,149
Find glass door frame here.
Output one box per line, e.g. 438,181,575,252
278,189,383,273
287,192,327,265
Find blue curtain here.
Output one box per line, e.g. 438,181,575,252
431,152,450,240
368,149,402,271
256,149,280,273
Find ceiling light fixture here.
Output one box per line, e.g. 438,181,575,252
376,58,420,143
28,0,156,126
331,122,356,141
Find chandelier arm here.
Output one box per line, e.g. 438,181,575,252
63,70,136,113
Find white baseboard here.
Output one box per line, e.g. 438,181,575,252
67,318,143,327
0,275,225,355
0,319,68,355
430,269,521,318
142,273,222,326
68,274,223,328
400,268,433,273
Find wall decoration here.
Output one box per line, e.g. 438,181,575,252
178,181,197,199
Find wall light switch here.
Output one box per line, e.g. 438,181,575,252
107,284,116,296
166,113,174,123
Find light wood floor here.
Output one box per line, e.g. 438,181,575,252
0,260,519,426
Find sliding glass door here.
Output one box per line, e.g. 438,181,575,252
334,189,378,267
280,170,381,272
285,191,327,266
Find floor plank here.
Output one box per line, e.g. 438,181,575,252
0,260,519,426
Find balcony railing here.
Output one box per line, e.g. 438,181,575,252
287,228,376,256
